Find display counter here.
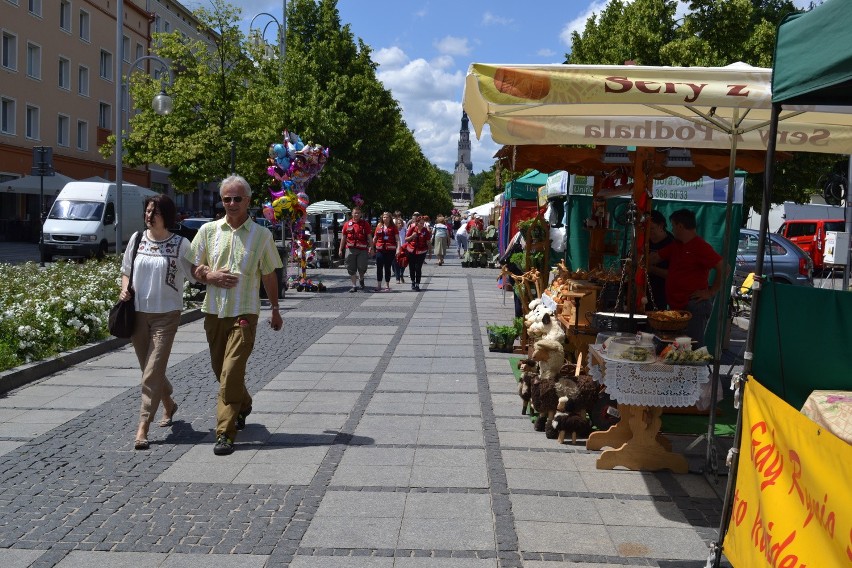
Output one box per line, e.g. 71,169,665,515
585,344,711,472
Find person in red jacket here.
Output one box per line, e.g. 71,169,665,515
404,212,431,291
373,211,400,291
339,207,373,292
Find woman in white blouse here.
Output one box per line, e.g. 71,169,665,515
119,194,196,450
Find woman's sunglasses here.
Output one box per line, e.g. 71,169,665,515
222,196,244,204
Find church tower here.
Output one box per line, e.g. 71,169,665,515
451,112,474,206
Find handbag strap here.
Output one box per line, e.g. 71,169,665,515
127,231,141,289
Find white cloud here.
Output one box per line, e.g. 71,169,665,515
375,49,498,173
537,48,557,58
482,12,513,26
374,46,409,69
434,36,471,57
561,0,611,48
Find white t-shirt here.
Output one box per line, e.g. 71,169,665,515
121,231,195,313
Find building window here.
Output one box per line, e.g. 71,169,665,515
78,65,88,96
99,49,112,81
98,102,111,130
77,120,88,150
1,32,17,71
164,21,170,33
60,1,71,32
28,0,42,17
79,10,90,42
26,42,41,79
57,114,70,147
135,43,143,62
154,15,161,33
26,105,39,139
59,57,70,90
122,35,130,63
1,98,15,135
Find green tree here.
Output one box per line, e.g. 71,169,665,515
102,0,447,217
566,0,842,209
100,1,280,193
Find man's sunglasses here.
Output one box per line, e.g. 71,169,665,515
222,196,244,204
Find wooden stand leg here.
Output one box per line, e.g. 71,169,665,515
586,405,635,450
595,405,688,473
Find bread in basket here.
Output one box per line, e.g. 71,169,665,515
646,309,692,331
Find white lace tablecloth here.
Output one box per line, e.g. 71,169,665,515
589,344,711,407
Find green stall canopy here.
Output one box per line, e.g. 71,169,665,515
504,170,548,201
772,0,852,106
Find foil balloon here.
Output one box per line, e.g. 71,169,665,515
262,204,276,223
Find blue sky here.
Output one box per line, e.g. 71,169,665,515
217,0,811,175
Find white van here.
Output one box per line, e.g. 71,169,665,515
40,181,157,262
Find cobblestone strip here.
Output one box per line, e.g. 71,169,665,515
296,547,498,559
265,286,426,567
467,276,522,568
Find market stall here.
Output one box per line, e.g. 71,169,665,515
462,61,805,472
715,2,852,566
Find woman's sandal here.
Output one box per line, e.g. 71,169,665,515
159,401,178,427
135,422,149,450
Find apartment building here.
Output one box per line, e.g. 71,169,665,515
0,0,216,242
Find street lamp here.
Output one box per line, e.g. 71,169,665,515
249,3,287,81
115,1,174,253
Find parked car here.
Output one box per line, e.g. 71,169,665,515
254,217,284,240
734,227,814,288
172,217,213,241
776,219,846,270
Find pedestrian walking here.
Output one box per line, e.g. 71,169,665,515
189,175,284,456
393,217,407,284
404,211,430,291
431,214,450,266
456,220,469,258
373,211,399,291
339,206,372,292
119,194,195,451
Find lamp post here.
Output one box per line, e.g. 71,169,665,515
115,1,173,253
249,3,286,82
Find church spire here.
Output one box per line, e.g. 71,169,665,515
452,112,473,205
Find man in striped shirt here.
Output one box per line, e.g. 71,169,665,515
189,175,284,456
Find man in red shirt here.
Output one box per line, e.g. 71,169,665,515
650,209,724,346
339,207,373,292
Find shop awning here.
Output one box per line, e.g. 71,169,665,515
773,0,852,106
463,61,852,154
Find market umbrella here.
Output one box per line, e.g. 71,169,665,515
2,173,77,196
306,200,350,215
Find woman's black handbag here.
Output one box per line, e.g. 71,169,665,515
108,233,141,338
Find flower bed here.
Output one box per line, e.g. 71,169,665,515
0,258,198,372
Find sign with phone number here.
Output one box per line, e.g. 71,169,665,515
569,175,744,204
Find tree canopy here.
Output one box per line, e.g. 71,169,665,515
565,0,842,212
102,0,451,216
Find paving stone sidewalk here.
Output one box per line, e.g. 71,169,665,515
0,256,734,568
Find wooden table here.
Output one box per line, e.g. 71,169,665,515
586,344,711,473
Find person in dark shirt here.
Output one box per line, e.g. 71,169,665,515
647,209,674,310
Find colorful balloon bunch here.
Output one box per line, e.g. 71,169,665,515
261,129,330,232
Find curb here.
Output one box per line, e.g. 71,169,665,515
0,309,205,395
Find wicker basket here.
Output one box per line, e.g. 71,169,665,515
646,310,692,331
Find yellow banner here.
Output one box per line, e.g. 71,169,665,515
723,379,852,567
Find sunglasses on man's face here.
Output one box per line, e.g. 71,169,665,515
222,196,244,204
